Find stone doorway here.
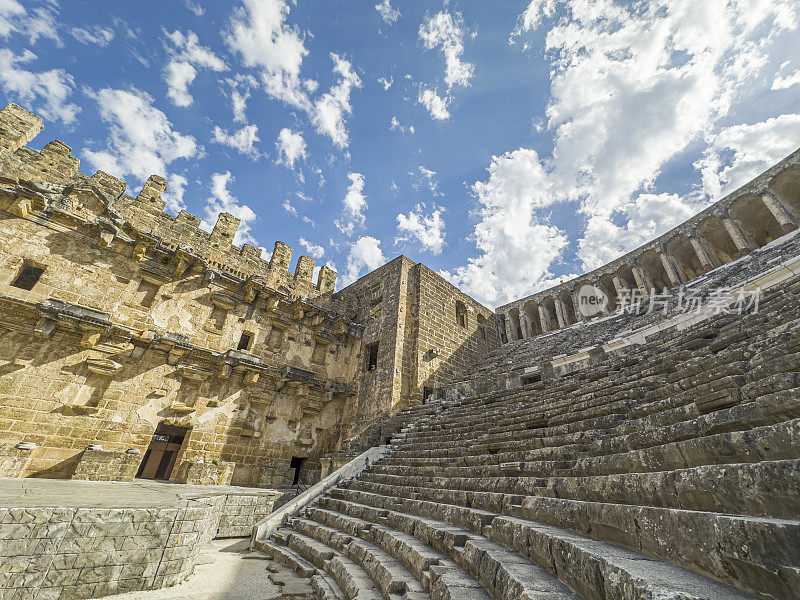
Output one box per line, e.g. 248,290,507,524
136,423,189,481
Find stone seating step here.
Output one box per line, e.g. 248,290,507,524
361,458,800,517
306,505,491,600
290,515,427,599
326,489,759,599
316,496,579,600
282,527,384,600
257,535,347,599
345,478,800,595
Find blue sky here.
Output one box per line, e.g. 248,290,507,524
2,0,799,307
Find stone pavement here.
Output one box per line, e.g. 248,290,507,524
0,477,284,508
104,539,283,600
0,478,287,599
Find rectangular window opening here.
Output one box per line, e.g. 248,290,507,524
289,456,305,486
237,332,252,350
11,263,45,291
366,342,379,371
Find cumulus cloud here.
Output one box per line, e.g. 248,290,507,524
163,29,226,107
312,53,362,149
417,87,450,121
696,114,800,200
83,88,197,185
0,49,79,124
390,115,414,134
299,237,325,259
275,127,307,169
375,0,401,25
772,69,800,90
334,172,367,235
417,10,474,120
163,173,188,214
442,148,569,306
212,124,260,158
447,0,799,305
202,171,258,246
70,25,114,46
226,75,258,123
396,203,446,255
184,0,205,16
224,0,313,111
0,0,60,45
341,236,386,286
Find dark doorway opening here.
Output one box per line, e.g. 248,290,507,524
289,456,305,486
423,387,434,404
136,423,188,481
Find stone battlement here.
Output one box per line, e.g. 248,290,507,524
0,103,335,296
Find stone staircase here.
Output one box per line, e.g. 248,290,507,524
253,271,800,599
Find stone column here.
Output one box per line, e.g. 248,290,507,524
659,251,682,287
722,216,752,255
537,304,550,333
503,315,514,343
632,265,652,298
761,191,797,233
552,296,567,329
519,312,531,339
612,275,626,298
688,231,715,271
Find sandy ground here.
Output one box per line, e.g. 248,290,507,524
106,539,283,600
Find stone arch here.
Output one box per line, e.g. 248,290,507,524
541,296,558,331
558,290,577,325
729,194,784,248
637,249,672,292
697,216,740,265
476,314,487,341
522,300,542,337
769,165,800,220
666,235,706,282
615,265,637,290
455,300,468,329
497,313,508,344
598,274,619,311
508,308,523,341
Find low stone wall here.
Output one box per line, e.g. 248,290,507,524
0,482,285,600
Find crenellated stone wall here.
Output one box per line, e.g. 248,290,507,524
0,103,499,486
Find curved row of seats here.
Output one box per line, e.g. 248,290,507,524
255,272,800,598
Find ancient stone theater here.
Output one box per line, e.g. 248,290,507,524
1,101,799,599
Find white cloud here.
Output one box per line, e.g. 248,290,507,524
299,237,325,259
419,11,474,90
163,173,188,214
70,25,114,46
378,75,393,90
447,0,798,305
390,115,414,134
334,172,367,235
440,148,569,306
0,49,79,124
83,88,197,184
212,124,260,158
396,203,446,255
696,114,800,200
275,127,307,169
0,0,60,45
772,69,800,90
341,236,386,286
415,166,438,194
417,87,450,121
282,197,298,217
202,171,258,246
224,0,313,111
163,29,226,107
312,53,362,149
184,0,205,16
375,0,401,25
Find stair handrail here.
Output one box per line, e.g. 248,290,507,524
250,444,392,545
